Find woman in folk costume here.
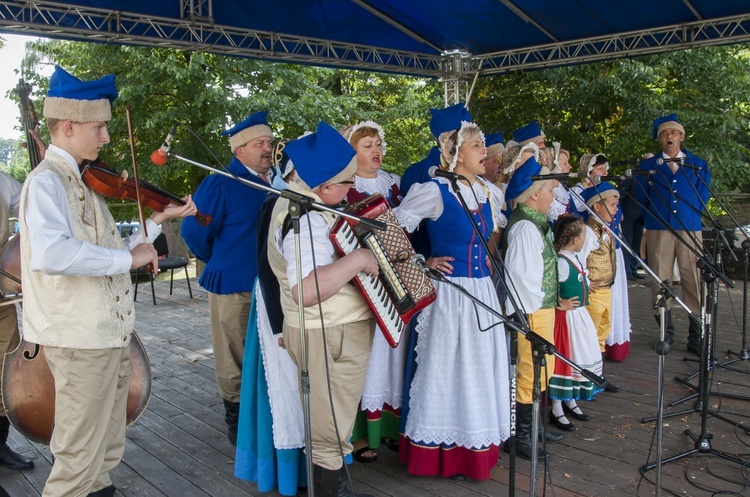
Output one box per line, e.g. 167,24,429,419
572,154,631,362
235,143,307,495
340,121,405,462
547,146,577,224
393,122,510,481
547,216,604,432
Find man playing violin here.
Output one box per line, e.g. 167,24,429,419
19,66,196,497
181,111,274,446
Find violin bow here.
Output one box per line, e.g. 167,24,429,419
125,105,152,271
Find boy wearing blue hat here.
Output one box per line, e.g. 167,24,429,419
579,183,621,392
267,122,377,497
181,111,275,445
503,158,563,461
20,66,196,497
634,114,710,354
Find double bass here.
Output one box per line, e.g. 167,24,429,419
0,83,152,445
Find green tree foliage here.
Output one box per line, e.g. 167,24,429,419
19,40,441,221
472,45,750,193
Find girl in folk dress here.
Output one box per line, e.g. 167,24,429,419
548,216,604,432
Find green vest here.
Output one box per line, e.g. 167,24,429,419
558,255,590,306
505,205,558,309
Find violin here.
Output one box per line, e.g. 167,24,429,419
81,159,211,227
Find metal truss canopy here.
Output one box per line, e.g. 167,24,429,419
0,1,749,81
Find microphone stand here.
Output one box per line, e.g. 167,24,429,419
439,174,533,497
568,188,692,496
683,165,750,374
166,151,385,497
607,170,748,475
418,264,606,497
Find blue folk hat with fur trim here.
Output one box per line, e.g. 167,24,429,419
284,121,357,190
429,102,472,139
581,181,620,207
652,113,685,140
512,121,545,145
505,155,543,202
222,111,274,153
43,66,117,122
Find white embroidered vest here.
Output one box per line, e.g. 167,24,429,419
20,152,135,349
267,190,370,329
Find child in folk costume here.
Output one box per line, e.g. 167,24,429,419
547,216,604,432
394,121,510,481
579,183,622,392
341,121,405,462
503,153,564,462
573,155,632,361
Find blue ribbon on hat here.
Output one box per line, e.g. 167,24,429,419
512,121,543,143
651,113,680,140
505,156,542,202
222,111,270,137
284,121,356,189
485,132,505,147
47,66,117,102
429,103,472,139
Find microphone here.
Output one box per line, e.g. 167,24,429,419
655,157,682,166
150,125,177,166
593,169,657,185
610,158,641,167
411,254,433,276
530,172,581,181
428,166,466,181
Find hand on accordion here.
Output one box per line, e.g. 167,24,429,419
353,248,380,277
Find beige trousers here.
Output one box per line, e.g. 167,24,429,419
517,308,555,405
284,319,374,470
42,345,130,497
0,303,19,415
208,291,252,403
645,230,702,315
587,287,613,353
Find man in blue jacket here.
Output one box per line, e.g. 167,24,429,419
635,114,710,354
182,111,274,444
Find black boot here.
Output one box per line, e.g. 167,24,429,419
88,484,116,497
337,466,375,497
0,417,34,471
539,416,565,444
504,403,549,462
687,316,703,355
313,464,340,497
653,311,675,345
223,399,240,446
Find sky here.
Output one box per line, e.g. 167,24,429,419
0,34,42,141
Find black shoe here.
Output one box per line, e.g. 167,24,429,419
604,381,620,393
504,438,550,462
548,412,576,432
447,474,465,481
337,467,375,497
539,425,565,444
687,343,702,356
563,403,591,422
633,272,645,279
88,485,116,497
223,399,240,446
0,444,34,471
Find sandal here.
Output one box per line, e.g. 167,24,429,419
353,446,378,463
382,437,399,452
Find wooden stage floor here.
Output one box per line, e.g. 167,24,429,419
2,267,750,496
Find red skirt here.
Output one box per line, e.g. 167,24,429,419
399,434,499,481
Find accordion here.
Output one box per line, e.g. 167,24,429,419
330,194,436,347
